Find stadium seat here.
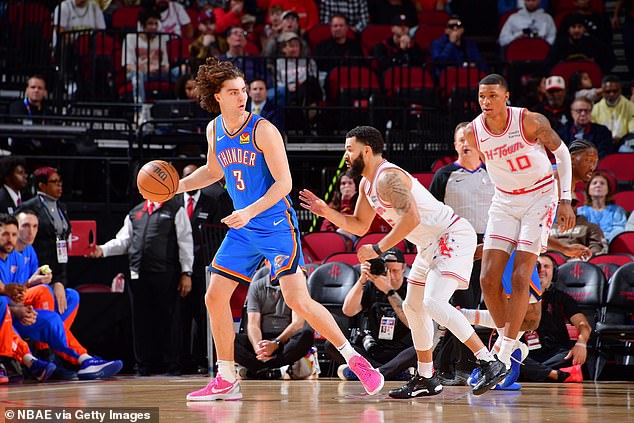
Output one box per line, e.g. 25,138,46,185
411,172,435,189
546,250,568,266
355,233,408,254
112,6,142,31
302,231,352,263
505,37,550,62
382,66,435,100
327,65,381,102
438,67,486,99
589,253,634,266
360,24,392,55
414,25,446,52
609,232,634,255
323,252,360,266
417,11,450,26
596,262,620,281
167,37,193,66
597,154,634,190
612,191,634,212
304,262,321,278
551,0,604,14
431,155,458,172
556,261,606,325
75,284,112,294
593,262,634,380
403,253,417,266
552,60,603,88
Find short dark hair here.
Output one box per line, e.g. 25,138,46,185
453,121,470,137
27,74,47,89
345,126,384,154
16,208,38,220
0,213,18,228
138,8,160,25
249,78,267,88
479,73,508,90
0,156,26,184
601,74,620,86
569,138,597,155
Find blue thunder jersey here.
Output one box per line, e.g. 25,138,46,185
213,113,293,221
19,245,39,282
0,251,26,284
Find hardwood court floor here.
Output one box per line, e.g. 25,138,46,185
3,377,633,423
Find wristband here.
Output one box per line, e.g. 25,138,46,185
386,289,396,297
575,342,586,348
372,244,383,256
274,338,282,346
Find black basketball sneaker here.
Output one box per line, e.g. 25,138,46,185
388,373,443,399
472,357,509,396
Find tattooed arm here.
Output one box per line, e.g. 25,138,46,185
387,291,409,328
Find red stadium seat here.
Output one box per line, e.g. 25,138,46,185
403,253,417,266
417,11,450,26
439,67,486,98
382,66,435,96
597,153,634,189
612,191,634,212
304,262,321,278
589,253,634,266
75,284,112,294
431,155,458,172
552,60,603,88
302,231,352,263
327,65,381,102
323,252,360,266
355,233,408,254
546,250,568,266
360,24,392,54
412,172,435,189
498,8,519,32
551,0,603,13
186,7,199,27
230,284,248,320
609,232,634,255
167,37,193,65
505,38,550,62
414,25,446,52
112,6,142,30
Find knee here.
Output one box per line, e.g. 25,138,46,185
282,294,309,315
402,298,420,319
65,289,80,306
422,296,442,321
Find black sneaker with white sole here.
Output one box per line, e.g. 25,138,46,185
472,357,508,396
389,373,443,399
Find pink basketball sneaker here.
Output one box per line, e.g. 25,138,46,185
348,355,384,395
186,374,242,401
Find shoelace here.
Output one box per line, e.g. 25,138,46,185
352,357,374,381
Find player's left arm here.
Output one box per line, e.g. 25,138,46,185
523,111,575,232
222,120,291,229
357,169,420,262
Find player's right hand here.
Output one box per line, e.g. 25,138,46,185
4,283,26,304
298,189,330,217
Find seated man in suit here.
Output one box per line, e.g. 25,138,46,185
247,78,285,132
0,156,28,215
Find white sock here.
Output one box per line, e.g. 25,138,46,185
474,347,495,362
417,361,433,378
217,360,236,383
498,337,516,368
23,353,35,367
78,354,92,364
337,341,357,363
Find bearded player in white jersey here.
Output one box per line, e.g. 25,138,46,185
300,126,508,398
463,74,576,376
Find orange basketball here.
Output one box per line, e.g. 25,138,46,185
137,160,179,202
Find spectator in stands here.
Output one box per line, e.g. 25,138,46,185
535,75,571,134
369,0,418,27
559,97,615,158
275,31,322,129
213,0,246,36
0,157,28,215
550,200,608,256
429,122,494,384
269,0,319,32
235,260,316,379
52,0,106,46
320,172,358,241
430,16,487,76
498,0,556,48
326,247,416,381
577,171,628,242
18,168,71,308
372,14,425,73
122,9,172,106
189,8,223,72
247,79,285,132
519,255,591,383
264,10,310,57
560,1,612,44
220,26,270,85
568,70,603,103
546,15,615,74
318,0,370,33
591,75,634,145
7,75,52,155
261,5,285,56
314,14,364,73
497,0,549,16
88,196,193,376
153,0,193,38
517,74,547,110
176,164,232,374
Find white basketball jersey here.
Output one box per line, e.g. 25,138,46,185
471,107,553,193
362,160,457,246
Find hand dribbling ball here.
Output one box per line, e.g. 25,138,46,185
137,160,179,202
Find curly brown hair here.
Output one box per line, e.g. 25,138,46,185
195,57,245,113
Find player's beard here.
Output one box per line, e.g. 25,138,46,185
0,243,14,254
348,155,365,178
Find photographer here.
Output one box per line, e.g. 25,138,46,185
324,247,416,381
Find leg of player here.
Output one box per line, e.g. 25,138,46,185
187,274,242,401
480,249,511,347
279,270,384,395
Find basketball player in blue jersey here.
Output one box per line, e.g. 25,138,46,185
177,58,384,401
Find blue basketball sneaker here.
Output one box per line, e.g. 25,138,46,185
495,342,528,390
78,357,123,380
30,359,57,382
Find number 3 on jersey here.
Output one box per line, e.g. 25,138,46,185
507,155,532,172
233,170,246,191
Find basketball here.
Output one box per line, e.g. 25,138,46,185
137,160,179,202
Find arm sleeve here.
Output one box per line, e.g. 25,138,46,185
552,143,572,201
174,207,194,273
498,18,516,47
175,3,191,26
356,0,369,32
100,215,133,257
94,4,106,30
28,248,39,278
544,15,556,45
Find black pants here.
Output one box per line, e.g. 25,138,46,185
520,348,571,382
234,328,314,372
129,270,181,372
179,268,207,371
324,340,417,380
